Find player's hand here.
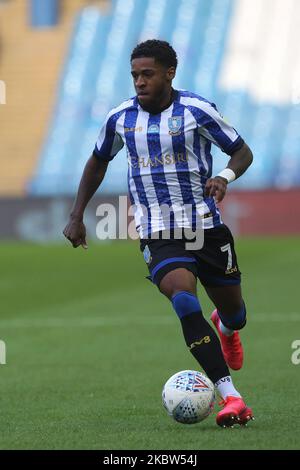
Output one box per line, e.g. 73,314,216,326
63,216,88,249
205,176,228,203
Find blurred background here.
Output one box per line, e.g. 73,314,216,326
1,0,300,241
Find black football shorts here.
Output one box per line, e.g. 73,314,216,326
140,224,241,288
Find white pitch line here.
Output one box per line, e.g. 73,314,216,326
0,313,299,328
0,316,173,328
250,313,300,322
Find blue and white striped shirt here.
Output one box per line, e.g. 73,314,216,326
94,90,243,238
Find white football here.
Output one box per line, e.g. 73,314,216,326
162,370,216,424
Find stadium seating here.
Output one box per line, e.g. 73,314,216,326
29,0,300,194
0,0,92,195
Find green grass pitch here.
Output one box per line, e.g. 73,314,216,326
0,238,299,450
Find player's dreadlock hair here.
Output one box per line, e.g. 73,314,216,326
131,39,178,69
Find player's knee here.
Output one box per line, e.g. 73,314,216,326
218,302,247,330
171,291,201,319
159,269,196,298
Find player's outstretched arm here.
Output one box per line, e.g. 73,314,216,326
205,142,253,203
63,154,109,248
224,142,253,179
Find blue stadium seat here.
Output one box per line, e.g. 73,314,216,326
30,0,300,194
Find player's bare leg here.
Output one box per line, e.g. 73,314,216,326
205,284,245,371
159,269,253,426
158,267,197,298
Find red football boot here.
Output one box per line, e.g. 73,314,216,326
216,396,254,427
211,309,243,370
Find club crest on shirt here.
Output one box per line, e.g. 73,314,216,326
168,116,182,135
143,245,152,264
